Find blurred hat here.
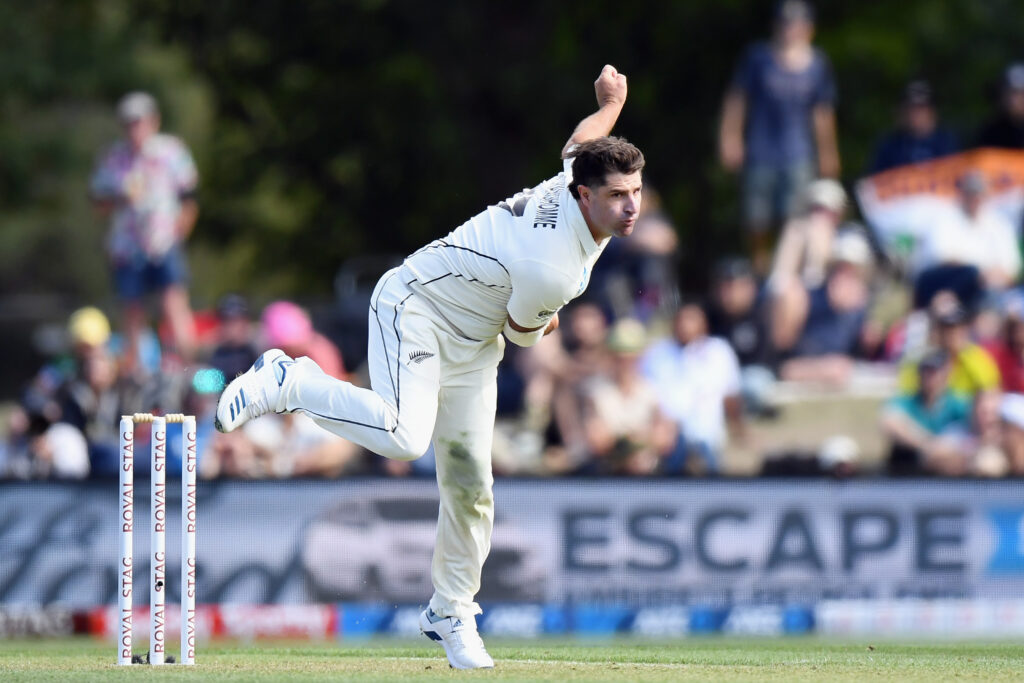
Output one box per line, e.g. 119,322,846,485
802,179,847,214
606,318,647,354
830,227,873,267
903,80,934,107
262,301,313,348
217,294,250,320
957,170,987,196
1004,62,1024,91
776,0,814,24
713,257,754,282
917,348,950,373
930,295,969,326
68,307,111,347
117,91,158,123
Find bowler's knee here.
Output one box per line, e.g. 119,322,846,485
377,425,431,462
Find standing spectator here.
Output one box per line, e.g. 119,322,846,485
976,63,1024,149
719,0,840,272
705,258,776,415
91,91,199,370
912,171,1021,304
871,80,959,173
641,304,744,474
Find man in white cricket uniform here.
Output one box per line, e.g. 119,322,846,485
215,65,644,669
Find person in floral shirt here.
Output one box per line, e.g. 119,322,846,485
91,91,199,369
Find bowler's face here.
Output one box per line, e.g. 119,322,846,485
580,172,643,239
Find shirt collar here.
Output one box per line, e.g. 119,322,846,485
565,194,606,256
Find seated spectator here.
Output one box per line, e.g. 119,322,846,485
241,413,362,478
883,350,973,475
208,294,259,380
898,293,1000,399
60,346,142,476
999,393,1024,475
773,228,874,386
704,257,776,415
769,178,848,292
261,301,346,380
641,303,744,474
912,171,1020,305
575,319,675,475
983,296,1024,394
870,80,958,173
976,62,1024,149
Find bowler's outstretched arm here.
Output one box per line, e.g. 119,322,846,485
561,64,628,158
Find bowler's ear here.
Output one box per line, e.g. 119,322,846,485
577,185,591,203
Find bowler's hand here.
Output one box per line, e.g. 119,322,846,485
595,65,627,109
543,313,560,336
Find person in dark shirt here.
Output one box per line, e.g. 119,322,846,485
719,0,840,273
871,80,958,173
208,294,258,381
976,63,1024,149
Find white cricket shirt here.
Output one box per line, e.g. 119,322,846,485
400,156,607,341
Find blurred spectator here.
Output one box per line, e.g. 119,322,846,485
999,393,1024,475
240,413,362,478
592,185,680,321
261,301,346,380
912,171,1020,305
60,346,142,476
769,178,848,292
773,228,874,385
976,63,1024,149
760,434,860,477
898,293,1000,399
91,92,199,370
719,0,840,272
575,319,676,475
641,303,744,474
209,294,259,380
870,80,958,173
882,349,972,476
704,258,777,415
983,297,1024,394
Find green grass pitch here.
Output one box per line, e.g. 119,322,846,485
2,637,1024,681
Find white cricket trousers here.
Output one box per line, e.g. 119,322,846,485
278,267,504,618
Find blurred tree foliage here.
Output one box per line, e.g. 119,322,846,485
2,0,1024,304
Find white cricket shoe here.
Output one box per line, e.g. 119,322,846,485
214,349,294,433
419,608,494,670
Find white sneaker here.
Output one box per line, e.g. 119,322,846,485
214,349,294,433
419,608,494,670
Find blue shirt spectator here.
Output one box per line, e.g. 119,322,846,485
731,41,837,168
871,81,958,173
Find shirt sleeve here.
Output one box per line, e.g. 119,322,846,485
172,139,199,194
506,260,576,330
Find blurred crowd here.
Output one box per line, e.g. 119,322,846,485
6,0,1024,480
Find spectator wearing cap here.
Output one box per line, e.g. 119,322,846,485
772,228,874,386
90,91,199,372
882,349,972,476
912,171,1021,304
209,294,259,381
641,303,745,474
719,0,840,272
898,293,1000,399
871,80,959,173
976,63,1024,149
261,301,346,380
769,178,848,293
575,319,676,475
705,258,776,415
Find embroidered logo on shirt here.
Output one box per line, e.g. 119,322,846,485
537,310,556,319
408,351,435,364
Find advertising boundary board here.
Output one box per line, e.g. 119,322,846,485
2,479,1024,611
